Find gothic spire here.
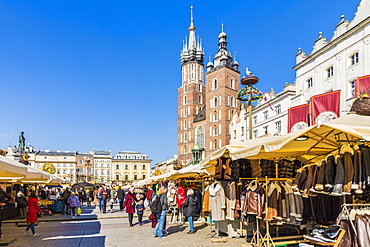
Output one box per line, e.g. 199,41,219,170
180,5,204,65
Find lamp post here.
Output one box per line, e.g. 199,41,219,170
238,69,261,140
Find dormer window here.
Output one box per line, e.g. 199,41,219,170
307,78,313,88
351,52,359,66
327,66,334,78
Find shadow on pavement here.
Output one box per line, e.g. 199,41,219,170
41,219,104,246
167,224,187,234
194,223,208,232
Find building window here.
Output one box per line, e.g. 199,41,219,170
134,164,137,170
350,80,355,97
214,140,217,149
125,174,128,180
241,127,244,136
263,126,268,135
234,130,237,139
263,111,268,120
275,121,281,133
183,95,187,104
253,130,258,139
213,78,218,90
125,164,128,170
327,66,334,78
276,105,281,114
134,174,138,180
307,78,313,88
79,160,83,164
196,125,205,147
142,164,146,170
142,174,146,179
230,96,235,107
116,164,119,170
351,52,359,66
199,95,202,104
213,125,218,136
184,84,187,92
116,174,120,180
230,78,235,89
214,97,218,107
213,111,218,121
253,116,257,124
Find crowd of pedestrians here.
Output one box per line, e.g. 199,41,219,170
0,184,198,241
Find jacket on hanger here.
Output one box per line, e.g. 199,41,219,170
209,182,226,221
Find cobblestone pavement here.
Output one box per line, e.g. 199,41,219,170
1,204,251,247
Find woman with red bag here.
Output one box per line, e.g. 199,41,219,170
124,187,136,227
24,190,43,237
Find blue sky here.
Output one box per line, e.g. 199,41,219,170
0,0,359,166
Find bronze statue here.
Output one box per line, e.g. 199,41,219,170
17,131,25,153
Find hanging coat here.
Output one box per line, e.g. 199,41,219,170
176,185,187,208
209,182,226,221
225,182,236,220
26,197,43,224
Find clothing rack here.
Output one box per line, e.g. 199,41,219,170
238,177,292,247
336,203,370,237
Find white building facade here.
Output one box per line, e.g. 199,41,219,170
293,0,370,114
230,0,370,142
91,150,112,183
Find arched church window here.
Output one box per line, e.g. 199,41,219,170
196,125,205,148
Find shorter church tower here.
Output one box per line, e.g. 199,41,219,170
204,25,241,157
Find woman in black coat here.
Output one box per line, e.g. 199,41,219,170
183,189,198,234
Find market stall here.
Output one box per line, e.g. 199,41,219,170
199,114,370,246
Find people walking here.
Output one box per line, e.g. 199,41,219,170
100,186,109,213
183,189,198,234
67,193,80,218
78,188,85,206
62,187,71,214
117,186,125,211
0,187,11,239
93,187,99,209
24,190,43,237
96,187,103,212
153,187,169,238
124,187,136,227
85,189,92,207
136,199,145,226
16,191,27,219
109,187,116,213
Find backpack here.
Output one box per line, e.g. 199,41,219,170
150,195,162,214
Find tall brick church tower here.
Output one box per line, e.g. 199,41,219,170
178,7,241,166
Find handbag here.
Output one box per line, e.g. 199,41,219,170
76,207,82,216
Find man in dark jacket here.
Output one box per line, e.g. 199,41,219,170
62,187,71,214
116,187,125,210
0,187,11,239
